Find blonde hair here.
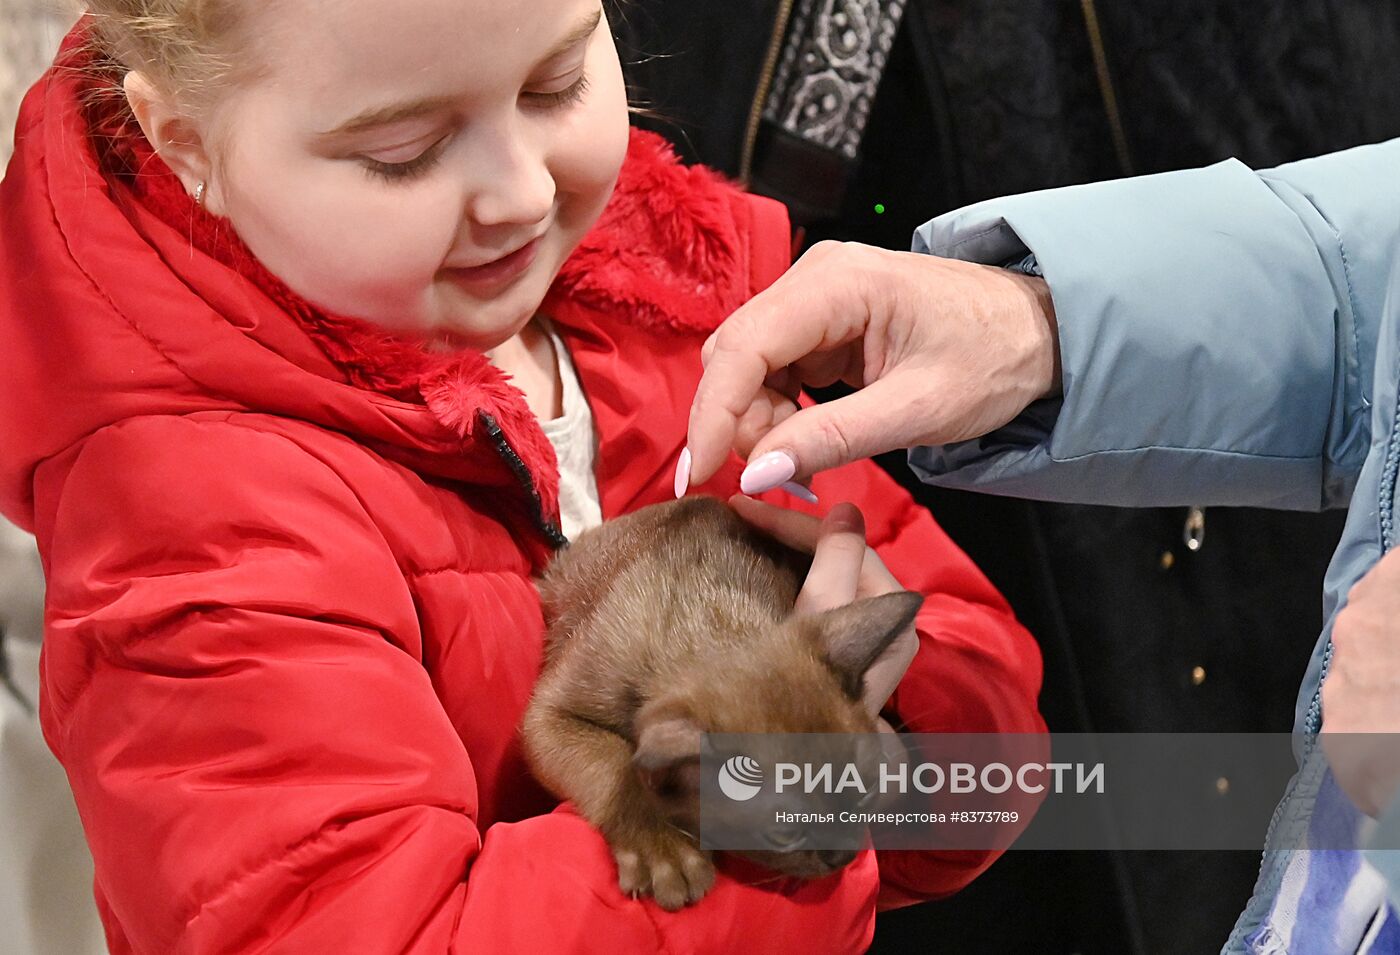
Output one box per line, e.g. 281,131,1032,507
78,0,259,112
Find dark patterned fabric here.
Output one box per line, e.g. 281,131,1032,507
763,0,909,160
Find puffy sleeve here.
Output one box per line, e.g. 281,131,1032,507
907,139,1400,511
34,416,880,954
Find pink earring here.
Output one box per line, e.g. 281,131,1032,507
193,181,206,206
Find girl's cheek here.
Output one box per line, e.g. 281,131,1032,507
558,90,629,217
550,41,629,197
252,192,451,321
315,188,456,279
214,119,450,322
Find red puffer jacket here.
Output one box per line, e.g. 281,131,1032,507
0,28,1044,955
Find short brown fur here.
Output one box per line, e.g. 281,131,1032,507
523,496,922,910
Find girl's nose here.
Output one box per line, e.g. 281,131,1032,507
465,131,555,228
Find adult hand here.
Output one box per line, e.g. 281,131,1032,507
1321,549,1400,818
729,495,917,724
677,242,1060,495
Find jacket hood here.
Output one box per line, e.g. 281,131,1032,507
0,23,764,544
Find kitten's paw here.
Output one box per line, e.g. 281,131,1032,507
613,830,716,911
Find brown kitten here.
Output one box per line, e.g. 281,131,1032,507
523,496,923,911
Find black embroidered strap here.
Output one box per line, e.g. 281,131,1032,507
762,0,910,162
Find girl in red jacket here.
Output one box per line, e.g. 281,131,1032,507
0,2,1044,951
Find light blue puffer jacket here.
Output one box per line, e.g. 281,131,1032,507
908,140,1400,953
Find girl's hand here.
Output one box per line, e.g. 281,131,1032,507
728,495,918,721
681,244,1059,494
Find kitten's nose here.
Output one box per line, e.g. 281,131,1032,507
817,848,857,870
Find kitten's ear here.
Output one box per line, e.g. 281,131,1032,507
634,706,703,800
807,591,924,696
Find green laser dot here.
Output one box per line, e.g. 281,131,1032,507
874,203,886,214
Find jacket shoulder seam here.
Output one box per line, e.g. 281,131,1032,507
1259,171,1366,409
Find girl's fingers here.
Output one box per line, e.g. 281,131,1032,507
728,497,867,614
727,494,824,552
854,544,902,600
729,495,902,593
795,503,866,614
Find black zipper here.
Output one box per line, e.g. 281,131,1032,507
478,411,569,550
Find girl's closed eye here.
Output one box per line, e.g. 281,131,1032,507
524,72,591,111
361,136,452,183
359,73,591,185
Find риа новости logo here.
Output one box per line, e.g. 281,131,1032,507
718,755,763,801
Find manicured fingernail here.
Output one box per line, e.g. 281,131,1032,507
781,481,819,504
674,447,692,498
740,450,797,495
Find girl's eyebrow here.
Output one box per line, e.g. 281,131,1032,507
317,95,459,139
542,8,603,63
316,9,603,140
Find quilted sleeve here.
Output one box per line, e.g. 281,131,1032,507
34,417,879,954
910,140,1400,511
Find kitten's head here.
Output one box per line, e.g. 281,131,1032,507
631,590,922,879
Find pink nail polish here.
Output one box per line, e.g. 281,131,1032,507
674,447,692,498
780,481,819,505
740,451,797,495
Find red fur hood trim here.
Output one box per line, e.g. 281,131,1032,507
546,131,748,333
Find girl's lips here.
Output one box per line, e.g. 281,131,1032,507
444,237,542,290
